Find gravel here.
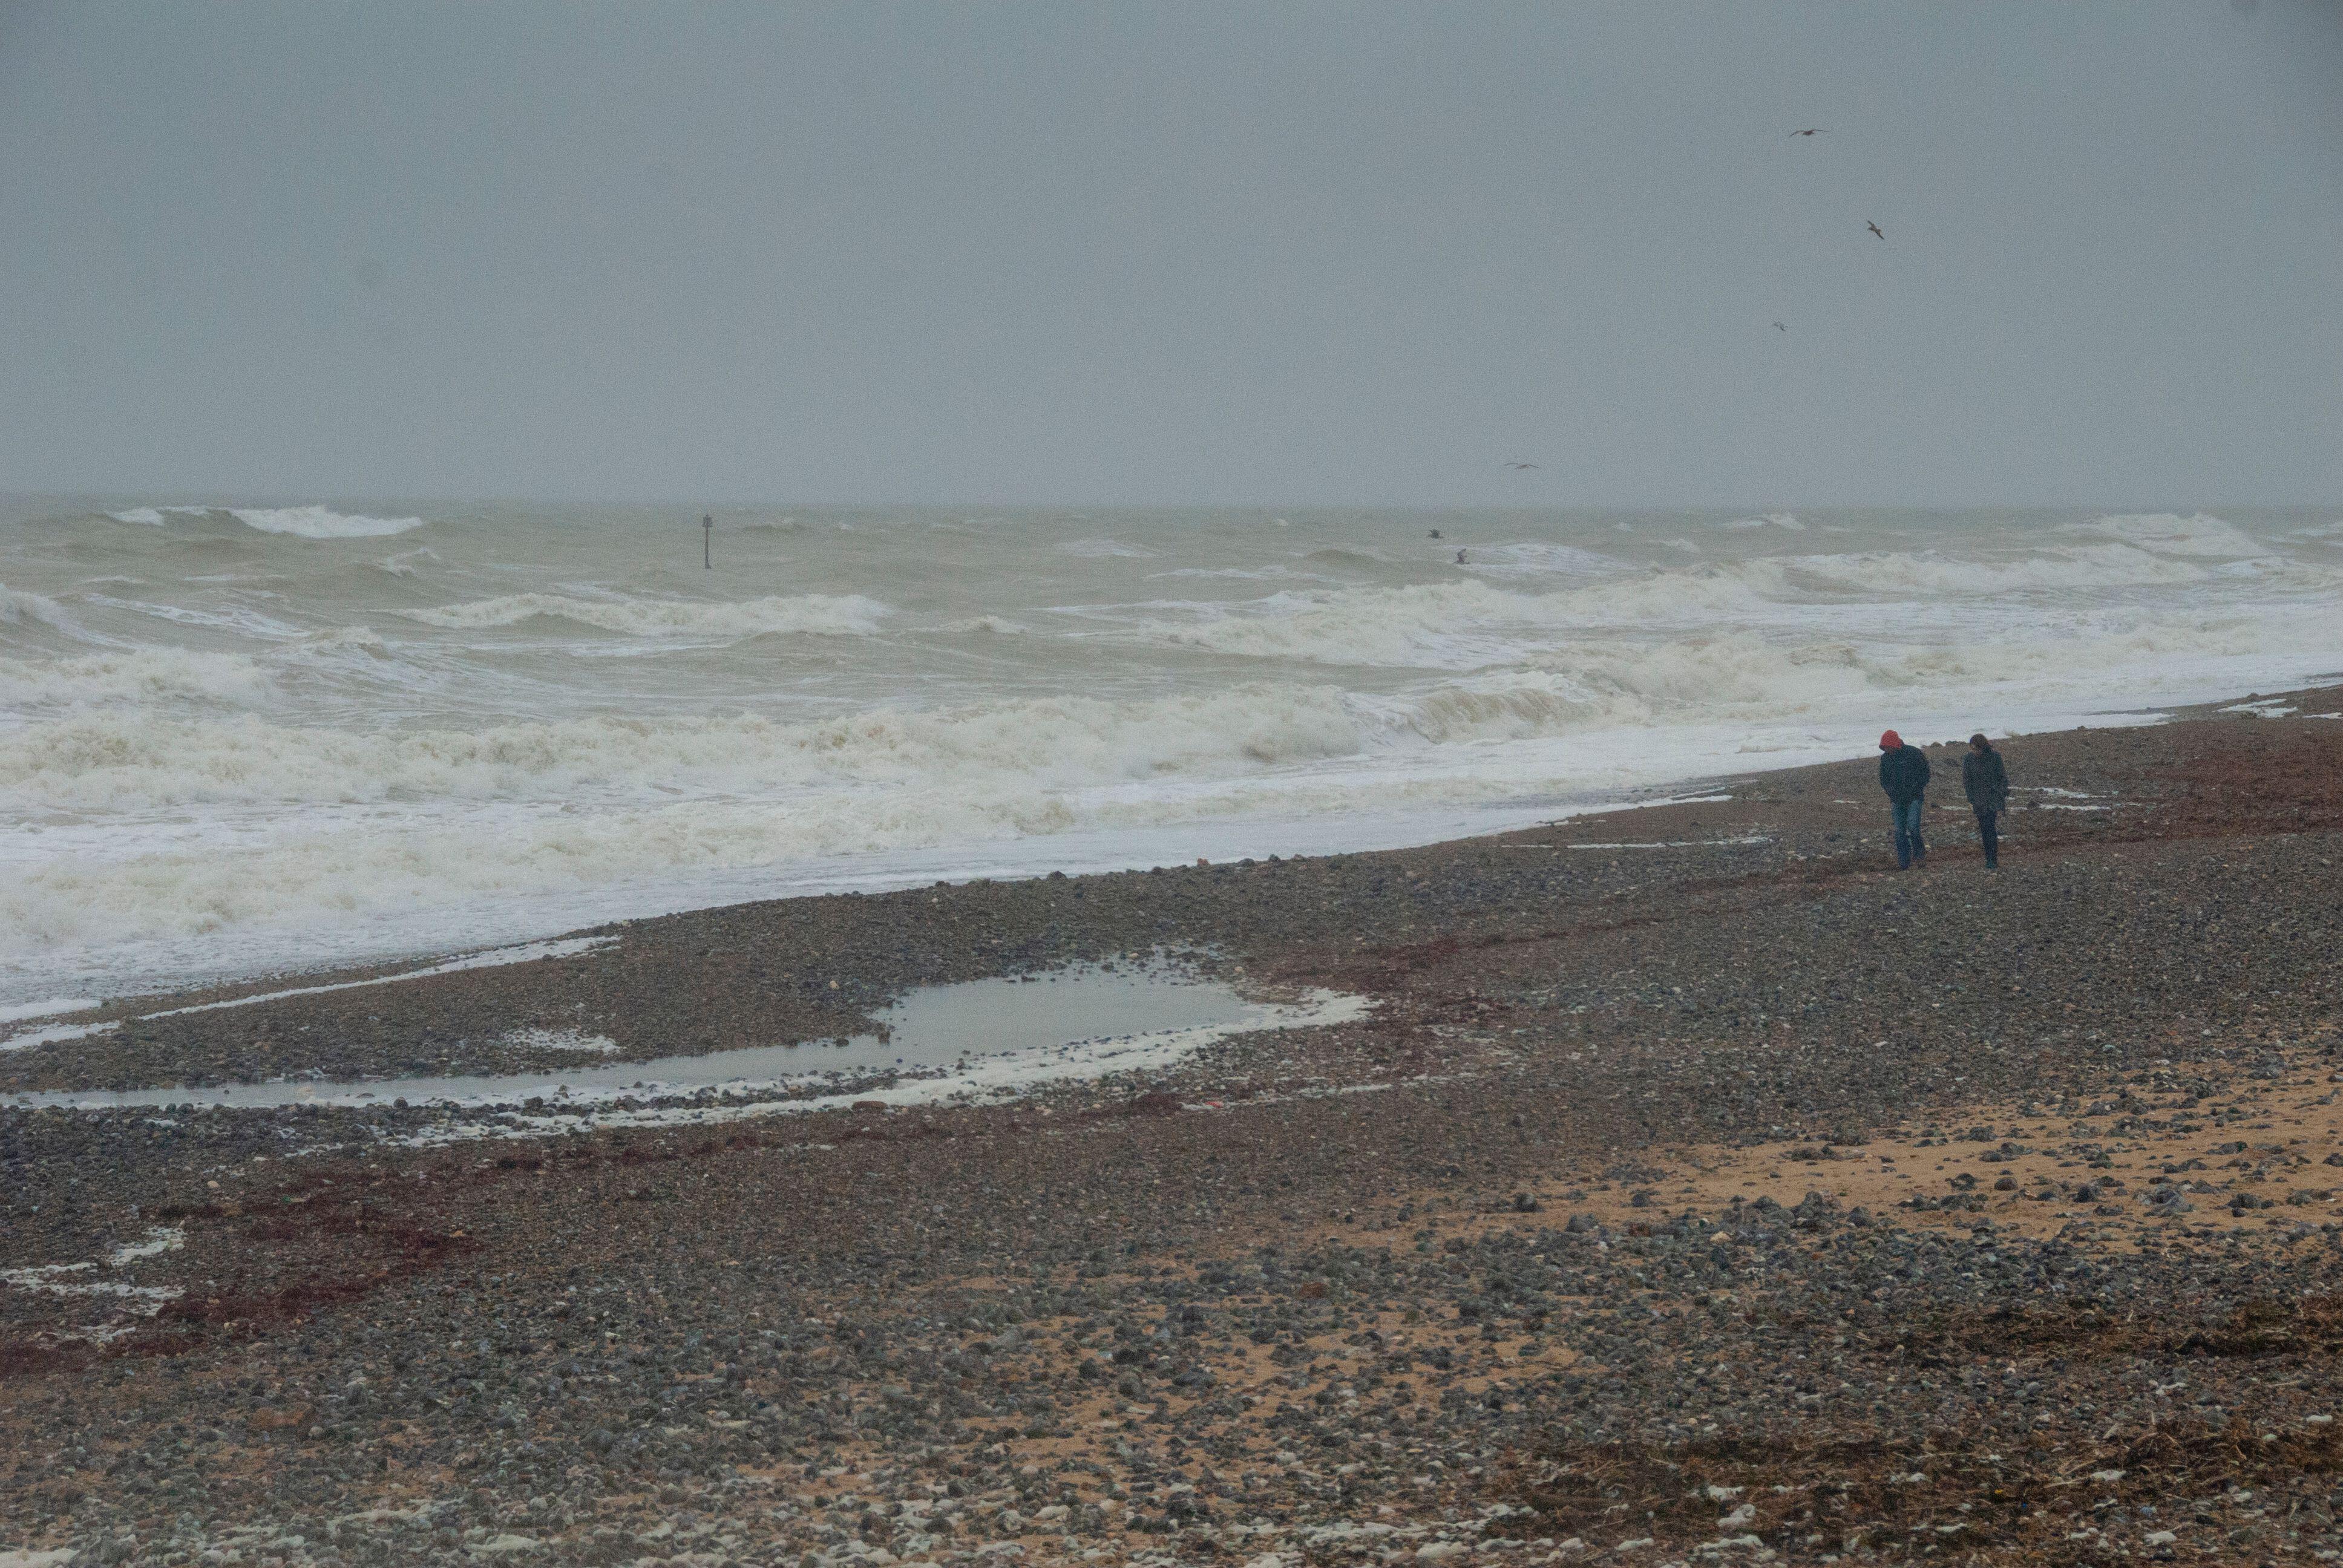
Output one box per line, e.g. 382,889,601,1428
2,686,2341,1566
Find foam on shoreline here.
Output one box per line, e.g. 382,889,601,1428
10,501,2342,1005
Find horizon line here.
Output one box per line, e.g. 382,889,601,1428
4,489,2333,517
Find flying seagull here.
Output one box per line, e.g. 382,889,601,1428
1772,321,1787,332
1790,128,1826,137
1867,221,1887,240
1504,461,1540,470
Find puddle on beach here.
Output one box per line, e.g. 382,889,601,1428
9,961,1362,1118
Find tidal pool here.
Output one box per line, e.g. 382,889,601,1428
10,961,1364,1116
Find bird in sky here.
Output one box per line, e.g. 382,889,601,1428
1504,461,1540,470
1790,128,1826,137
1772,321,1787,332
1867,221,1887,240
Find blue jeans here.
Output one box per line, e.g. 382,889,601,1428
1891,799,1926,868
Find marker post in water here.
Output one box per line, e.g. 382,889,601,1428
703,512,712,569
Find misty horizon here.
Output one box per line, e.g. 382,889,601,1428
4,2,2340,509
12,494,2343,518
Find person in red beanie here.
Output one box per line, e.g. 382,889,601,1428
1876,729,1930,869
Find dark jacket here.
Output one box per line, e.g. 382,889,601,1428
1878,743,1930,805
1962,747,2008,813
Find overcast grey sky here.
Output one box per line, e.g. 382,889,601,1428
2,1,2338,508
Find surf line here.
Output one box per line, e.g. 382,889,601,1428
0,936,617,1054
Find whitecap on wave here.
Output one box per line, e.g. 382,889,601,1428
373,547,441,578
231,506,426,538
0,683,1371,815
1058,538,1155,558
1773,544,2213,596
398,591,891,638
0,586,91,641
0,648,275,711
285,626,388,655
1150,566,1330,583
107,505,427,538
13,505,2343,996
2066,512,2267,558
1455,542,1625,578
1104,575,1768,668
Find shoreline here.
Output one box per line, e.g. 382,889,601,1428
11,653,2339,1025
7,676,2338,1099
2,682,2342,1563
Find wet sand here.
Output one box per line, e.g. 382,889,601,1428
4,684,2343,1566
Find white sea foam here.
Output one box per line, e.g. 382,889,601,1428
228,506,427,538
0,684,1369,812
18,583,2324,820
2069,512,2267,558
1109,543,2327,670
1455,542,1626,577
4,590,2335,966
107,504,426,537
5,505,2338,1001
376,546,441,577
109,511,426,541
1722,512,1804,530
0,586,89,638
0,998,100,1024
0,939,619,1046
399,591,890,638
284,625,388,655
1152,566,1329,583
1774,543,2214,596
129,936,618,1019
0,648,274,711
1106,575,1774,668
0,1019,116,1052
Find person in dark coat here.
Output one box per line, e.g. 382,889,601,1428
1961,733,2009,868
1876,729,1930,869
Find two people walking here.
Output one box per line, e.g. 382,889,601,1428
1876,730,2006,870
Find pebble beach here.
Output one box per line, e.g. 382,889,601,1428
5,685,2343,1567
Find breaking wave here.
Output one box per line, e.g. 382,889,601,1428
0,685,1366,814
12,598,2328,818
1110,577,1774,668
110,505,428,538
1772,544,2214,595
1101,540,2333,670
0,649,275,712
0,586,87,638
1456,542,1625,578
8,502,2341,991
2068,512,2269,558
399,592,891,638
